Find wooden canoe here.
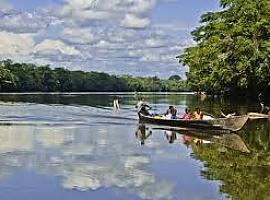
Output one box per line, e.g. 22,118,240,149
138,113,249,132
248,112,270,120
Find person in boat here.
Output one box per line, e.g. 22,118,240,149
193,108,203,120
136,98,152,116
182,108,192,120
164,105,177,119
136,99,151,111
139,105,150,116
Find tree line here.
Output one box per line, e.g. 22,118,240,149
179,0,270,98
0,60,189,92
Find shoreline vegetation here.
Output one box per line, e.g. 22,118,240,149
178,0,270,100
1,0,269,100
0,60,189,93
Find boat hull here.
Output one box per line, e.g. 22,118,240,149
138,113,249,132
248,112,270,120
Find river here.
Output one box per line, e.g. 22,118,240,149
0,93,269,200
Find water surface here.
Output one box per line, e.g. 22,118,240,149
0,93,269,200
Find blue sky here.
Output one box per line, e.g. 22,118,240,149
0,0,220,78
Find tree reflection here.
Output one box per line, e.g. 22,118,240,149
190,120,270,200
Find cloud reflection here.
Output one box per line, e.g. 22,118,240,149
0,126,33,153
0,125,175,199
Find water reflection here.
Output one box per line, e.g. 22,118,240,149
135,124,152,145
0,94,268,200
146,124,250,153
138,120,269,200
164,131,177,144
0,125,178,200
188,119,270,200
0,121,262,200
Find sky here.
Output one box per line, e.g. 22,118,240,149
0,0,220,78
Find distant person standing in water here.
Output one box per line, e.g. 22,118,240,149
113,99,120,111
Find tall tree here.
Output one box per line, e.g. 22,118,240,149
179,0,270,96
0,61,15,91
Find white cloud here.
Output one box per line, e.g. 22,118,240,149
129,0,156,14
153,23,192,32
0,31,34,56
72,10,112,21
145,38,164,48
94,40,120,50
94,40,112,49
60,0,156,19
63,0,97,10
61,27,96,44
58,0,112,22
53,0,156,27
168,41,196,52
0,0,190,78
128,49,143,58
0,11,51,33
173,39,196,49
121,14,150,29
140,54,161,62
59,0,94,17
0,0,12,10
34,39,81,56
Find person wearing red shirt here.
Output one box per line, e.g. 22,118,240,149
182,108,192,120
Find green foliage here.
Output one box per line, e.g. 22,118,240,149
168,75,182,81
179,0,270,96
191,120,270,200
0,60,189,92
0,61,16,90
0,65,14,83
